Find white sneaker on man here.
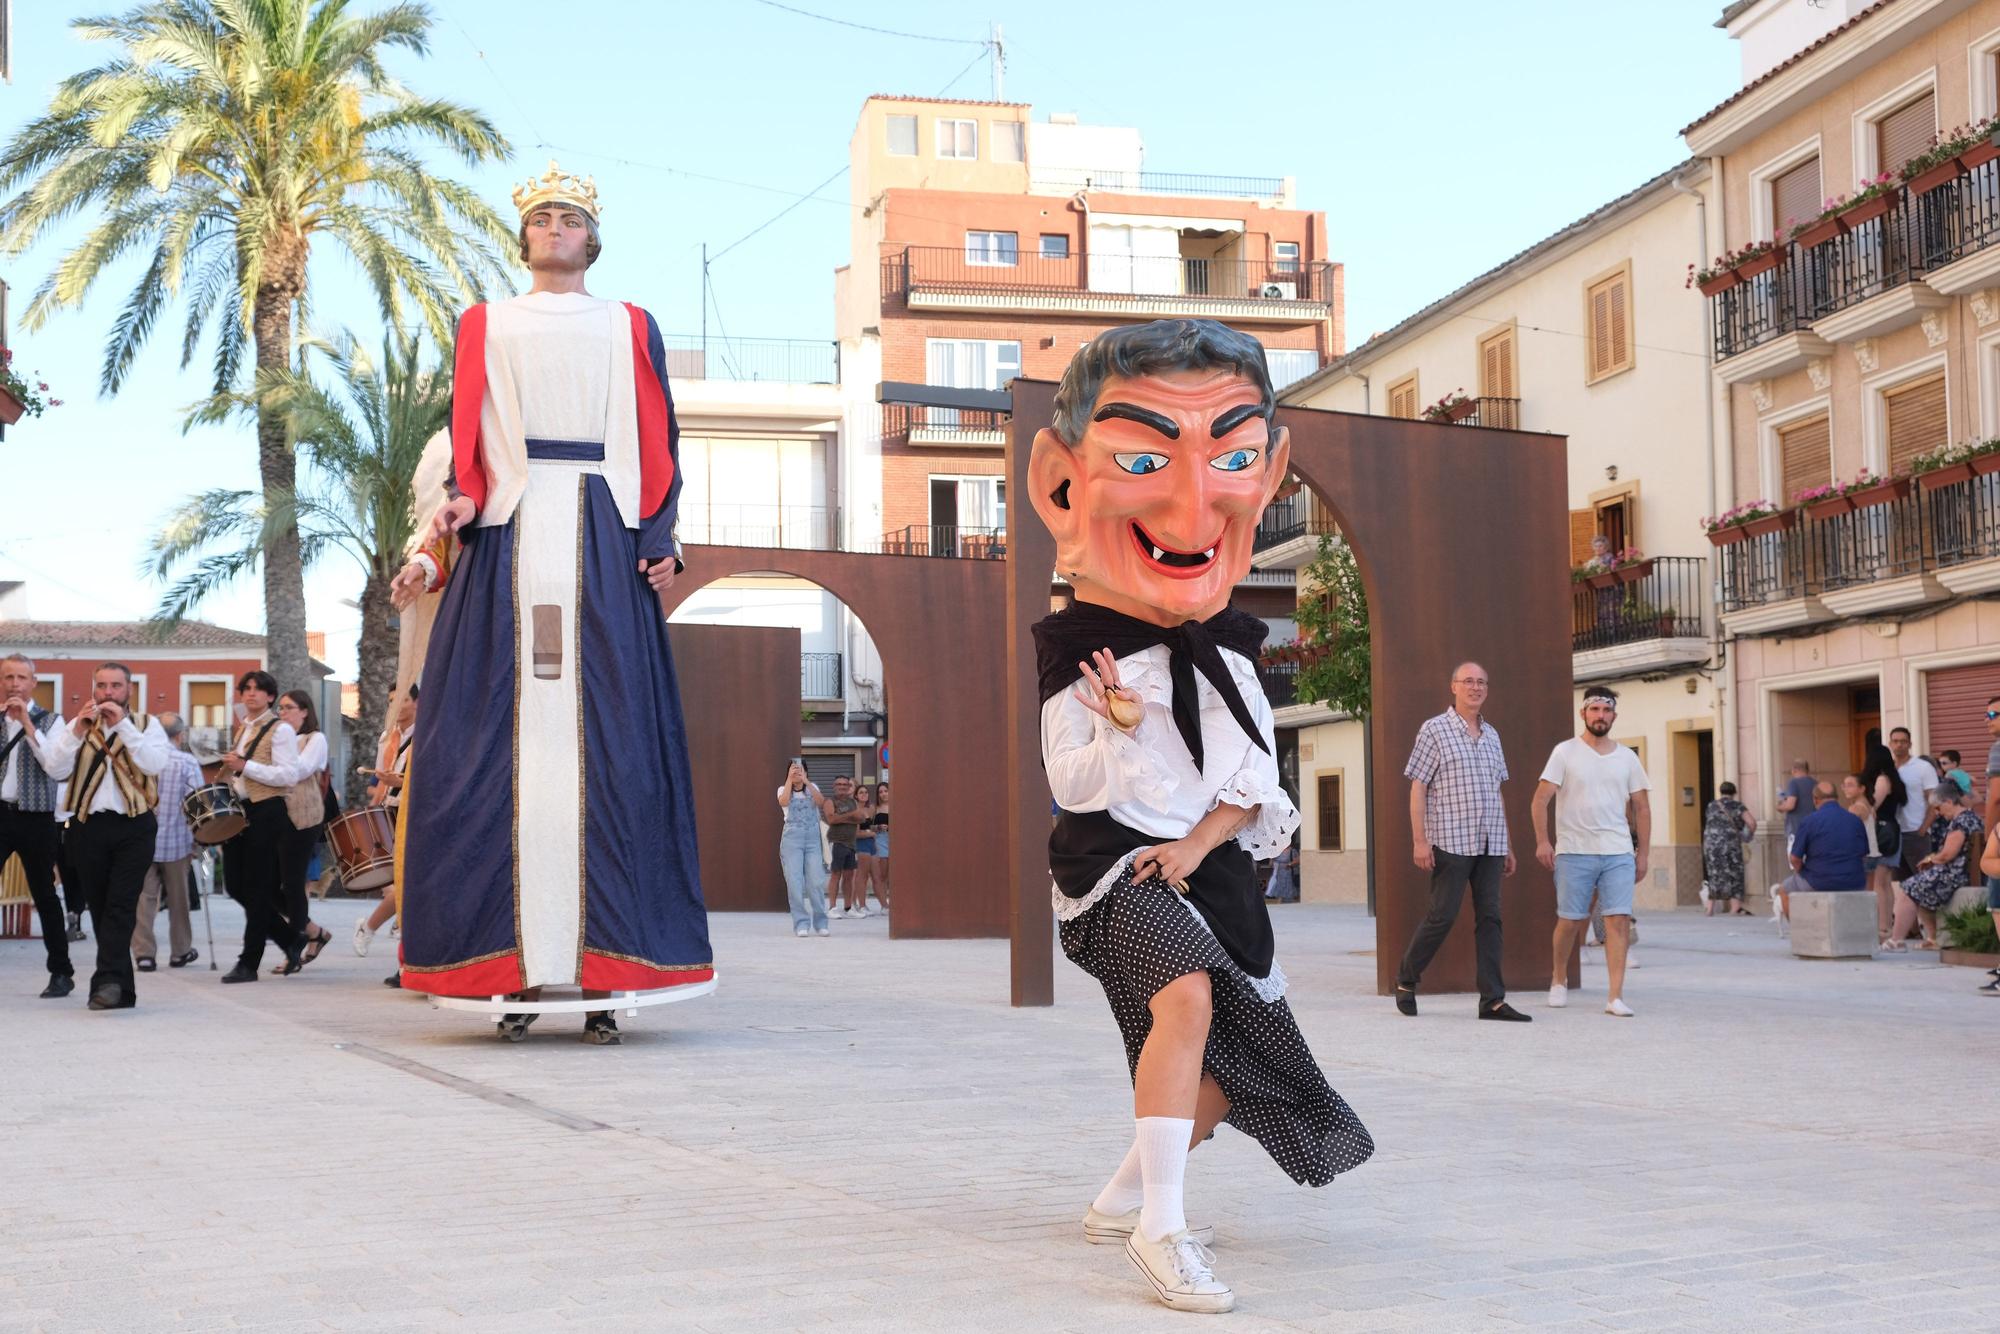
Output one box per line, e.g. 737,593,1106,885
352,920,372,957
1082,1207,1213,1247
1125,1229,1233,1313
795,925,810,938
1605,998,1634,1017
1547,983,1567,1008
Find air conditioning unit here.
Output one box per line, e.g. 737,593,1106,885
1259,281,1297,299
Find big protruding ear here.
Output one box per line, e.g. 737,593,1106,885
1029,427,1089,575
1261,423,1292,508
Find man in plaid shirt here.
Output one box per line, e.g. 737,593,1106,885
1394,662,1530,1021
133,714,203,970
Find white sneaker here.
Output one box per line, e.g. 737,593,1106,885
1082,1207,1213,1247
352,921,373,957
814,926,830,937
1547,983,1567,1009
1605,998,1635,1017
795,925,810,938
1626,949,1641,969
1125,1229,1233,1314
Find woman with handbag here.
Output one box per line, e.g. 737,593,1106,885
1699,781,1755,915
259,689,336,968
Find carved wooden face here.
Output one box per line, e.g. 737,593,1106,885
1031,366,1289,625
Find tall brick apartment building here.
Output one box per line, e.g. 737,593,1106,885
835,94,1343,598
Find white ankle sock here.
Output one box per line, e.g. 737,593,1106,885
1136,1115,1194,1241
1091,1141,1146,1216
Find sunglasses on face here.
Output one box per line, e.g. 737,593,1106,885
1988,711,2000,721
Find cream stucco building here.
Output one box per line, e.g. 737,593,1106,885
1270,164,1724,911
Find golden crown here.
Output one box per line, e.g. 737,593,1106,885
511,160,601,222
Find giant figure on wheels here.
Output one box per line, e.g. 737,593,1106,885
397,162,713,1043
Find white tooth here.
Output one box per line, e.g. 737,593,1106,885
1150,544,1167,560
1202,547,1216,560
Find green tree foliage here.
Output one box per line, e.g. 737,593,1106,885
1292,533,1372,720
0,0,515,689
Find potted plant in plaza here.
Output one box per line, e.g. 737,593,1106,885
1703,500,1786,546
1843,467,1910,510
0,350,58,425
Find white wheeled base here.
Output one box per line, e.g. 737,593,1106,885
426,976,718,1020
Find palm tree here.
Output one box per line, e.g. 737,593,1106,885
151,330,450,794
0,0,515,688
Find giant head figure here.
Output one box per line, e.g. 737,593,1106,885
1029,319,1291,627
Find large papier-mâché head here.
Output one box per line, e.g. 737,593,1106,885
1029,319,1291,627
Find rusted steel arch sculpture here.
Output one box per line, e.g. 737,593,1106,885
662,543,1011,939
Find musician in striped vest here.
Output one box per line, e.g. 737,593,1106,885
1,652,73,998
41,662,170,1010
217,669,312,983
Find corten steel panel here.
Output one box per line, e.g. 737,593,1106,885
667,623,799,913
1006,381,1572,1000
660,545,1010,940
1004,381,1060,1007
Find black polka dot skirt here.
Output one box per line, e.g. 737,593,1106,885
1059,868,1375,1187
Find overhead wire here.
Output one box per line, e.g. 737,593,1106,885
747,0,986,46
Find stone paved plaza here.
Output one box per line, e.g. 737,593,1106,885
3,896,1997,1332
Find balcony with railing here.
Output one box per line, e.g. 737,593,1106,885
660,335,838,384
1570,555,1711,681
1431,397,1521,429
883,245,1334,322
878,524,1007,560
801,651,843,701
880,401,1008,448
1706,144,2000,366
679,504,840,551
1253,491,1339,569
1027,167,1290,202
1716,469,2000,629
1258,661,1299,709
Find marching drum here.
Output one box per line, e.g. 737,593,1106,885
326,807,396,893
183,784,247,846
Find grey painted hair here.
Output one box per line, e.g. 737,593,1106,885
1051,319,1275,447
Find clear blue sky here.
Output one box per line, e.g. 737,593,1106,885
0,0,1740,679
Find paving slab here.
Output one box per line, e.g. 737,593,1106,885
2,900,1997,1331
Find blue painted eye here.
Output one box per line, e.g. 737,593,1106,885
1210,448,1260,472
1114,452,1171,475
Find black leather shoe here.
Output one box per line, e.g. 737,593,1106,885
1479,1000,1532,1022
135,957,156,973
1394,986,1417,1016
39,974,75,999
87,983,126,1010
383,972,401,988
170,949,198,968
279,943,305,976
220,964,259,984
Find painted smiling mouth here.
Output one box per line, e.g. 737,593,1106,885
1130,522,1218,570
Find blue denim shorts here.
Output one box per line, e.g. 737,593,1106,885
1555,852,1636,920
1988,876,2000,911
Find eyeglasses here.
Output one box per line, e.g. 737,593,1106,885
1454,678,1489,688
1988,711,2000,721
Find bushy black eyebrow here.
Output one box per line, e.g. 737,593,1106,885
1210,402,1270,438
1093,402,1180,440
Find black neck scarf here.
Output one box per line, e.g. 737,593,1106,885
1034,600,1270,772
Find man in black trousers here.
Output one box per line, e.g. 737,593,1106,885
1395,662,1530,1022
0,652,74,998
42,662,170,1010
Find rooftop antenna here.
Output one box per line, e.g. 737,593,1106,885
990,22,1005,100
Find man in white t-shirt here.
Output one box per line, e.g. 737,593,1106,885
1531,685,1651,1017
1889,725,1940,890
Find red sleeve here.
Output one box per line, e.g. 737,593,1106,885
451,304,490,513
626,302,674,518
